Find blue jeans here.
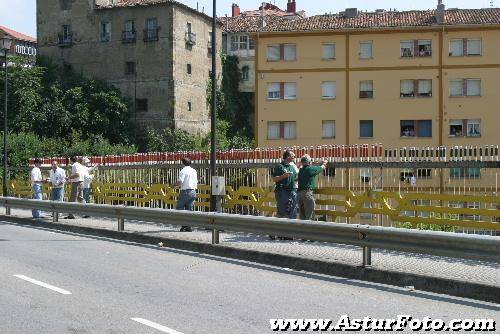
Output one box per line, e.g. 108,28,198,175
275,188,297,219
51,188,64,202
32,184,43,218
176,190,196,211
83,188,91,204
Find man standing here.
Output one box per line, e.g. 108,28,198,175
175,158,198,232
49,161,66,201
272,150,298,219
65,156,85,219
82,157,98,204
30,158,44,218
297,155,327,221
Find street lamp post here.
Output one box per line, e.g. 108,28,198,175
1,35,13,197
210,0,217,212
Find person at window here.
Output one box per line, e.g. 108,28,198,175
30,158,44,219
175,158,198,232
297,155,327,221
49,161,66,202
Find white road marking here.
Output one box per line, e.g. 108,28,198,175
131,318,184,334
13,275,72,295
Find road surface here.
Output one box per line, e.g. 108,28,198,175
0,221,498,333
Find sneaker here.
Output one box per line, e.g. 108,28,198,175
63,215,76,219
82,215,90,218
180,226,192,232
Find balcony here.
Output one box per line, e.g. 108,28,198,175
58,33,73,47
143,28,159,42
185,32,196,45
122,30,137,43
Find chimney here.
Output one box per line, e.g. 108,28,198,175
436,0,445,24
232,3,240,17
345,8,358,18
287,0,296,14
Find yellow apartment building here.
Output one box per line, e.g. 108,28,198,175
254,6,500,150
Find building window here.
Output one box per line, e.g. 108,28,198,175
231,36,239,51
101,22,111,42
267,82,297,100
401,40,432,57
144,18,159,42
417,120,432,137
400,120,416,137
359,41,373,59
322,43,335,60
450,168,481,179
418,80,432,97
188,102,192,111
359,80,373,99
267,83,281,99
450,79,481,97
321,82,336,99
401,79,432,97
187,64,192,74
122,20,136,42
400,120,432,138
230,35,250,51
136,99,148,112
449,38,482,57
360,120,373,138
400,80,414,97
267,121,296,140
59,24,73,45
185,22,196,46
449,119,481,137
249,37,255,50
125,61,136,75
239,35,248,50
400,41,414,57
322,121,335,138
241,66,249,81
267,44,296,61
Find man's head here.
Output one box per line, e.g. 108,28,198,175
34,158,42,167
181,158,191,166
70,156,77,164
51,161,58,171
82,157,90,166
301,154,311,166
282,150,295,164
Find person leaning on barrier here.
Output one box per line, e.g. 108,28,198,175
272,150,298,219
175,157,198,232
30,158,44,219
64,156,85,219
297,155,327,221
49,161,66,202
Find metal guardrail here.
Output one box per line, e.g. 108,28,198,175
0,197,498,265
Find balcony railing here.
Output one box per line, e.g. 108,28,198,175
143,28,160,42
185,32,196,45
122,30,137,43
58,33,73,46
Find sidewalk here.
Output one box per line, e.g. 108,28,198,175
6,208,499,288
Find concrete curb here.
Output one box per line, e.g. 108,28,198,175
1,215,498,303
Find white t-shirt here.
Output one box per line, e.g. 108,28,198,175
178,166,198,190
290,162,299,189
83,166,97,189
50,167,66,188
30,167,43,185
71,162,85,182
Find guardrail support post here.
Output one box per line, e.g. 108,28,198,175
362,246,372,267
52,211,59,223
118,218,125,231
5,205,10,216
212,229,220,245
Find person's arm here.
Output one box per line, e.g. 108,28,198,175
175,171,185,188
272,165,291,183
272,173,292,183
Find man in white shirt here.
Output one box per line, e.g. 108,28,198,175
65,156,85,219
30,158,44,218
82,157,99,204
49,161,66,201
175,158,198,232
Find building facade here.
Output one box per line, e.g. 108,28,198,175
255,6,500,150
0,26,37,62
37,0,222,135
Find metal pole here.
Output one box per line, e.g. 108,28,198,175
362,246,372,267
3,51,7,197
210,0,217,212
118,218,125,231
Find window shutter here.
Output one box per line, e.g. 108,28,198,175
413,80,418,95
463,38,468,56
413,40,418,57
280,82,285,99
279,122,285,138
463,120,468,135
462,79,467,96
280,44,284,60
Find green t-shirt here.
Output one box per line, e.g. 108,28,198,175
272,162,297,190
298,165,323,191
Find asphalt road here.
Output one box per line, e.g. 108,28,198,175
0,221,498,334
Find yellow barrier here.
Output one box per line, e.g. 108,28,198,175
10,181,500,230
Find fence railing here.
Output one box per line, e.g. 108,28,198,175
0,197,498,265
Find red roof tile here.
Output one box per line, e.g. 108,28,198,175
0,25,36,43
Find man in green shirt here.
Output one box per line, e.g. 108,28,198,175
298,154,327,221
272,150,298,219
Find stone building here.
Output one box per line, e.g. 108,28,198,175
37,0,222,136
